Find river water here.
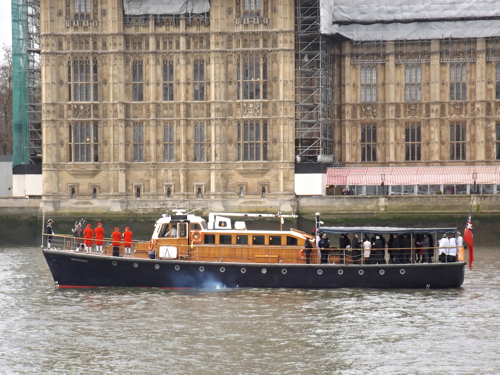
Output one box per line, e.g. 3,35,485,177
0,247,499,375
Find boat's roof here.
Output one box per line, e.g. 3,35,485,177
319,226,458,235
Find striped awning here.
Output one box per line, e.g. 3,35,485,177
327,166,500,186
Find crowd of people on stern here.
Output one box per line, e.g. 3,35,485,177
64,220,134,257
308,229,463,265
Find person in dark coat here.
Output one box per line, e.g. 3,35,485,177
319,234,330,264
46,219,54,249
351,233,361,264
401,233,412,263
303,238,313,264
374,235,384,264
389,234,400,264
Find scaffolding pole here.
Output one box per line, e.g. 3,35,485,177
294,0,338,165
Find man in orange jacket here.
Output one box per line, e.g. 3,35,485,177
112,227,121,257
83,224,94,254
94,222,105,254
123,227,133,256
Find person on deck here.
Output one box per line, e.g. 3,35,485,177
303,238,313,264
438,234,450,263
83,224,94,254
123,227,134,256
374,236,384,264
447,233,457,262
401,233,412,264
94,222,105,254
422,233,431,263
362,236,372,264
351,233,361,264
46,219,54,249
112,227,121,257
389,233,401,264
319,234,330,264
456,231,463,261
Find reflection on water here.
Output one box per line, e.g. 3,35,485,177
0,247,499,374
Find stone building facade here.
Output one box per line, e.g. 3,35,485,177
40,0,296,212
333,38,500,168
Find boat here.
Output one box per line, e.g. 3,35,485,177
41,211,466,289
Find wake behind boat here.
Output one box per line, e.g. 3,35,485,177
42,211,466,289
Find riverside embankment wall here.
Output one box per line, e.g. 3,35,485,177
0,195,498,246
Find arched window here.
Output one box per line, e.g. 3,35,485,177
71,188,76,198
261,187,266,197
167,187,171,197
239,187,245,197
197,187,203,198
92,188,97,199
136,187,141,198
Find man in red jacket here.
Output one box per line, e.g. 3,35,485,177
112,227,121,257
94,223,105,254
83,224,94,254
123,227,133,256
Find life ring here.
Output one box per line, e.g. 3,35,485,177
300,249,306,259
148,240,155,251
190,231,203,244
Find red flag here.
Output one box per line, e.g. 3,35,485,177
463,215,474,270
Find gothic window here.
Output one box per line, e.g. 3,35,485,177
68,122,98,162
194,123,205,161
163,123,174,161
405,65,421,102
237,121,268,161
497,122,500,159
74,0,91,20
194,59,205,101
361,65,377,102
450,122,466,160
133,123,144,161
244,0,261,18
132,60,144,101
405,123,421,161
361,124,377,162
450,63,466,101
237,56,268,100
496,64,500,100
68,57,98,102
163,60,174,101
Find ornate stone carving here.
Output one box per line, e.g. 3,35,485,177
405,104,421,119
243,103,260,117
361,105,377,119
450,102,466,117
73,104,91,118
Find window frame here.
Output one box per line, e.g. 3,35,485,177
360,65,377,103
405,123,422,161
132,60,144,102
68,121,99,162
405,64,422,102
133,122,144,162
360,123,377,162
450,63,467,101
237,120,268,161
450,122,466,161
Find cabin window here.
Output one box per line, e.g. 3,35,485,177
159,224,169,237
286,236,298,246
269,236,282,246
236,235,248,245
219,235,232,244
191,223,202,230
178,223,187,237
253,235,265,245
204,234,215,244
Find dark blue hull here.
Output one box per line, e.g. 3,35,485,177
42,249,465,289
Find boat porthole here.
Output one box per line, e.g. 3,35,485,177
282,269,287,275
338,269,343,275
199,266,205,272
174,265,180,271
133,263,138,268
112,261,117,266
154,264,160,270
241,268,246,274
400,269,406,275
379,269,385,275
220,267,225,273
358,269,364,275
318,269,323,275
262,268,267,274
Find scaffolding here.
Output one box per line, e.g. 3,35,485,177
12,0,42,167
295,0,337,164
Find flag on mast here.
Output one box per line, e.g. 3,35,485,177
463,215,474,270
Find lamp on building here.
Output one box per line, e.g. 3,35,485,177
472,170,477,193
